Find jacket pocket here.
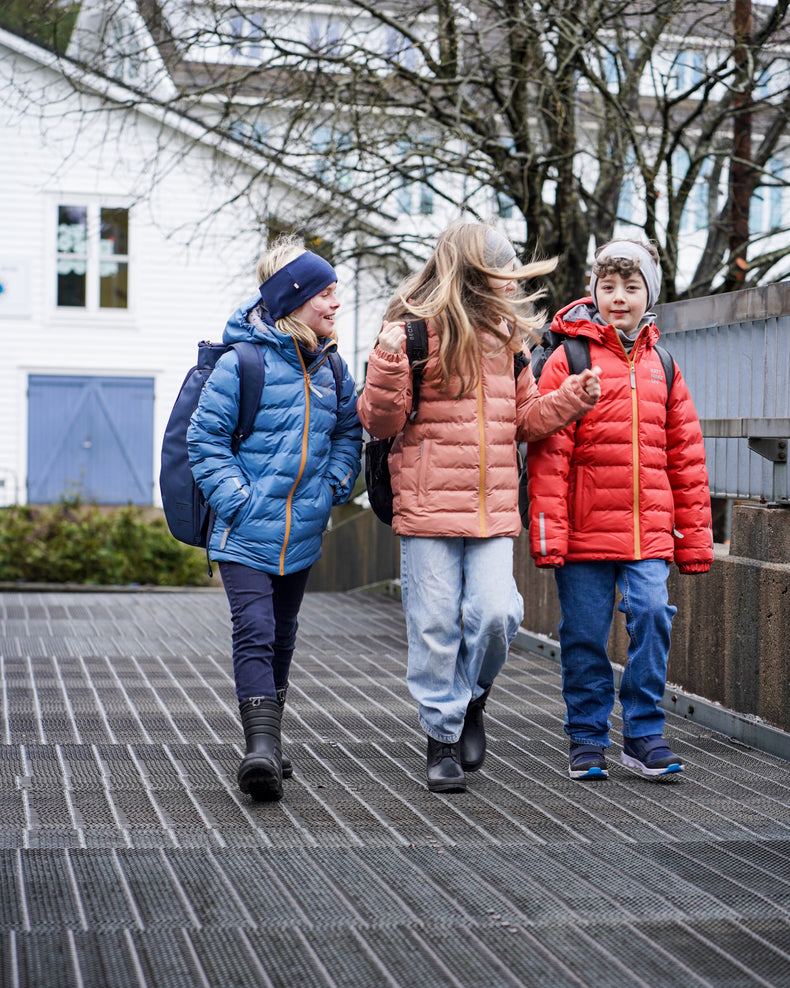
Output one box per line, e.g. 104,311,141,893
416,439,430,506
568,467,583,533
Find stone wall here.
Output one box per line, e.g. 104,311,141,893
516,504,790,733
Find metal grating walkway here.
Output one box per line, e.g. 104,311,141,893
1,587,790,987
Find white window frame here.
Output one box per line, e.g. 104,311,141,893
50,197,133,319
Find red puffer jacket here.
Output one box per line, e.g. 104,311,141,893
527,299,713,572
358,319,596,538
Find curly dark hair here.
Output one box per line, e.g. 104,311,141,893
591,239,659,280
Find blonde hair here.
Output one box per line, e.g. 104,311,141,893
384,221,556,397
256,234,336,351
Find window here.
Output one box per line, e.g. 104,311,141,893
394,181,434,216
751,158,786,235
56,204,129,309
311,127,353,189
229,13,264,61
386,28,418,70
674,49,705,94
228,119,269,148
495,190,515,220
617,151,637,224
395,140,434,216
308,17,342,55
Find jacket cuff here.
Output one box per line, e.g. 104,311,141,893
677,562,711,575
534,555,564,568
374,346,405,363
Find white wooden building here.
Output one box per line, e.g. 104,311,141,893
0,24,383,507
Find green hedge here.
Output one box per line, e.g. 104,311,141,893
0,501,212,586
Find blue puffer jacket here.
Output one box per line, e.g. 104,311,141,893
187,295,362,575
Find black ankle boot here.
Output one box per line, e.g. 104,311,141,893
238,697,283,801
276,685,293,780
426,736,466,793
460,686,491,772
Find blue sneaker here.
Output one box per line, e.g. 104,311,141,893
568,743,608,780
621,735,683,779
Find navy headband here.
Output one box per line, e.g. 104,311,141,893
259,251,337,321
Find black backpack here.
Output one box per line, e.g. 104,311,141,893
364,319,528,525
160,339,343,564
517,329,675,526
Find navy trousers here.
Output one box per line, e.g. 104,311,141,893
219,561,311,705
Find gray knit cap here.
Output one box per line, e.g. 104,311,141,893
589,241,661,311
484,228,517,269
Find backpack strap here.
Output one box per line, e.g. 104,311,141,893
561,337,592,377
327,350,344,410
230,341,265,452
405,319,428,421
654,343,675,398
513,350,529,380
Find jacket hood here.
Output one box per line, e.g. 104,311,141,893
221,292,339,366
552,297,660,348
222,294,280,347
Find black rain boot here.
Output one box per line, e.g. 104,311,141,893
460,686,491,772
276,685,293,780
426,736,466,793
237,697,283,801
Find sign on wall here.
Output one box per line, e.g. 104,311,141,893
0,256,32,319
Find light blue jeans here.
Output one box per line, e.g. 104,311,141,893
400,536,524,743
554,559,677,747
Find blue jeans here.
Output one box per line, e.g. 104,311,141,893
554,560,677,747
219,561,311,704
401,536,524,743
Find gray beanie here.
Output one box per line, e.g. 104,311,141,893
484,228,517,269
589,241,662,311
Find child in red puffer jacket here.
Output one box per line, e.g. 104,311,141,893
527,239,713,782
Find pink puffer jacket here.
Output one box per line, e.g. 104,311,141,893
358,320,596,538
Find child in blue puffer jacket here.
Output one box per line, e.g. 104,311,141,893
187,235,362,801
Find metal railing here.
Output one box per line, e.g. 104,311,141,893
699,417,789,504
656,283,790,505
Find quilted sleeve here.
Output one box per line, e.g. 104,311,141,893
525,350,577,566
325,358,363,503
515,356,596,443
664,369,714,572
357,346,413,439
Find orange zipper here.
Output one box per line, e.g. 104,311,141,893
280,344,311,574
477,377,486,537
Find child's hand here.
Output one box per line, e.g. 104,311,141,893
377,321,406,354
578,365,602,402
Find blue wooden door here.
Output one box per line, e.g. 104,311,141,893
27,375,154,504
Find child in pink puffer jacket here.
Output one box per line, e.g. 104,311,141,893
358,221,601,794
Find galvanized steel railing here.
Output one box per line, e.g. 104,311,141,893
656,283,790,506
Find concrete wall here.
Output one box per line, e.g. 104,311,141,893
311,503,790,733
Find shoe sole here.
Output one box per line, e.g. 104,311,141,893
427,779,467,793
460,759,484,772
569,766,608,780
621,752,684,778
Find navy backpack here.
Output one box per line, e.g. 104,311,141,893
160,340,265,553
